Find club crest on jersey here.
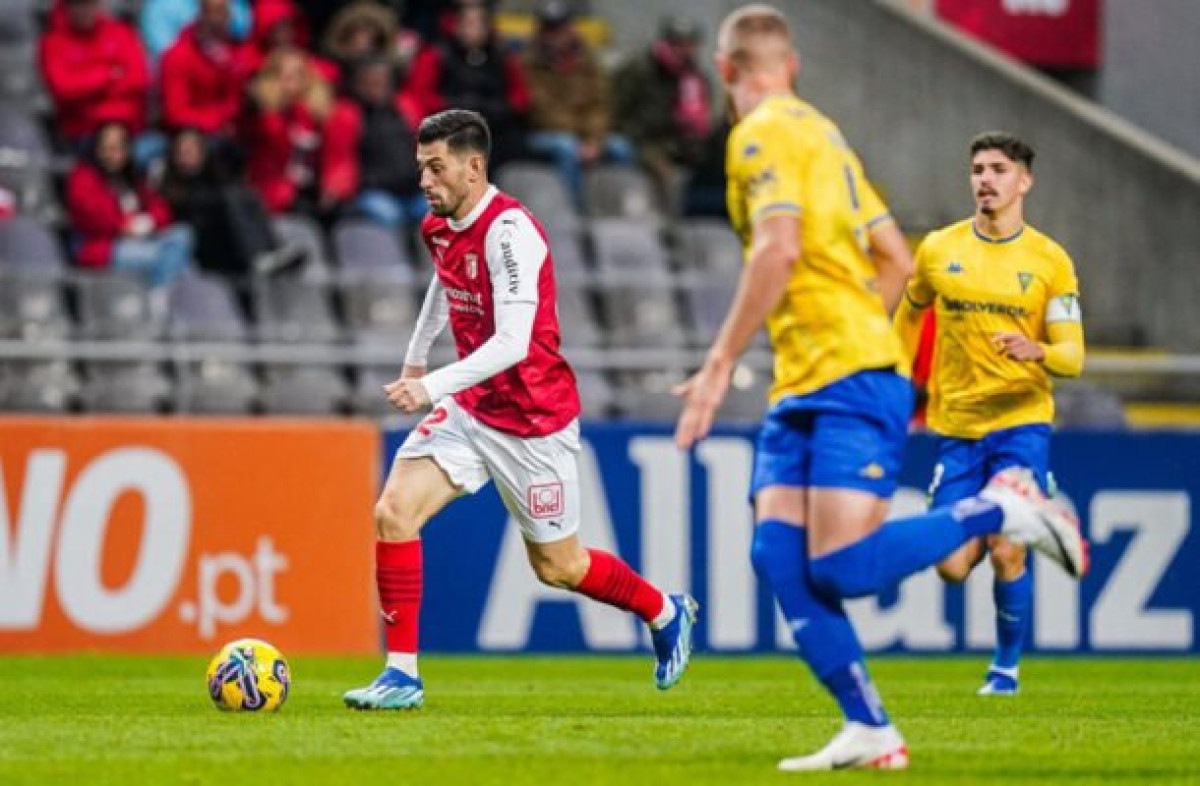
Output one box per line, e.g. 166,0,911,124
465,252,479,280
947,260,963,274
1018,271,1033,293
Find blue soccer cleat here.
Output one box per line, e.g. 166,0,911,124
343,667,425,710
977,668,1019,696
650,594,699,690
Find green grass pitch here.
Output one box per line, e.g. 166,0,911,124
2,655,1198,785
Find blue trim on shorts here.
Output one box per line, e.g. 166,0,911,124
928,423,1052,508
749,369,914,501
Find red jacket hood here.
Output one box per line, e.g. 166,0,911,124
46,0,117,37
251,0,310,49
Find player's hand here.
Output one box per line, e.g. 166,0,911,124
383,377,431,413
994,332,1045,362
672,357,733,450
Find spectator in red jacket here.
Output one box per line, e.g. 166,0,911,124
402,0,529,164
66,122,194,287
39,0,151,145
240,47,334,215
323,57,424,231
160,0,251,138
241,0,338,81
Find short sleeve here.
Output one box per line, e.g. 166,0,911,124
728,123,804,226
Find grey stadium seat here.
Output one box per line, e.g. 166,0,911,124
168,272,249,342
596,277,686,349
575,369,617,419
590,218,672,281
333,218,414,282
0,107,53,213
176,360,259,415
546,227,591,280
0,359,78,412
0,273,70,341
254,278,341,343
352,365,402,418
272,214,333,283
613,369,689,422
1054,383,1128,429
583,165,661,222
260,365,350,416
0,215,67,278
81,361,172,414
556,280,603,349
75,274,166,340
495,162,580,234
342,279,420,347
678,219,743,275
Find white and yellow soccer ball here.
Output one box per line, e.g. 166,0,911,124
206,638,291,712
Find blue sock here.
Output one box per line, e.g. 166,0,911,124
809,500,1004,599
750,520,889,727
992,569,1032,671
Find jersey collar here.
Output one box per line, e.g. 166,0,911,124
448,185,499,232
972,221,1025,245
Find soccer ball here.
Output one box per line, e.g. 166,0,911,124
205,638,291,712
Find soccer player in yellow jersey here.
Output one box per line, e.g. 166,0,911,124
673,5,1086,771
895,132,1086,697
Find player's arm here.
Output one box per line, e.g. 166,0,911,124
893,239,935,360
996,255,1085,377
413,210,545,406
400,275,451,378
861,183,913,315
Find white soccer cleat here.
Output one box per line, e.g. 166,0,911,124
777,722,909,772
980,468,1089,578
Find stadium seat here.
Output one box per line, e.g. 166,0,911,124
342,279,420,347
167,272,249,342
0,214,67,278
0,358,78,412
1054,383,1129,429
546,227,592,280
75,273,167,341
595,278,686,349
583,165,661,222
575,369,617,418
253,278,342,343
333,218,415,282
0,43,40,102
272,215,334,283
721,366,771,423
80,361,172,414
678,218,743,274
352,365,413,419
590,218,672,281
175,360,259,415
0,106,53,214
260,365,350,416
495,162,580,234
0,272,70,341
556,280,603,348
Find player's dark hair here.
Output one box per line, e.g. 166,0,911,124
970,132,1035,170
417,109,491,160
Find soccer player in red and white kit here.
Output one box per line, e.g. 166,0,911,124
343,109,699,710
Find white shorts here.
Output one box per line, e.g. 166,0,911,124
393,397,582,543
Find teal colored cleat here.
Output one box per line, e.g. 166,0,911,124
343,668,425,710
650,594,699,690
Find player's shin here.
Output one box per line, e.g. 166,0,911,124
751,520,889,727
376,540,422,675
993,569,1032,672
574,548,669,623
807,502,1003,599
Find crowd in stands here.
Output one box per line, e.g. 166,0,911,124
30,0,726,292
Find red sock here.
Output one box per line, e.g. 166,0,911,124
376,540,422,653
575,549,666,623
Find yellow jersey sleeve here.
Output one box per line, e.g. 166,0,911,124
1045,249,1082,324
904,237,936,308
728,123,804,226
860,181,892,230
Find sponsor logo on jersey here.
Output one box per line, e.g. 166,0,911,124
942,297,1031,318
528,482,564,519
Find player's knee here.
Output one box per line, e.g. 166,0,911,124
989,539,1027,580
530,551,588,589
373,496,422,541
937,561,971,584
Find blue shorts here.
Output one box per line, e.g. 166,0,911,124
928,424,1052,508
750,369,914,500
